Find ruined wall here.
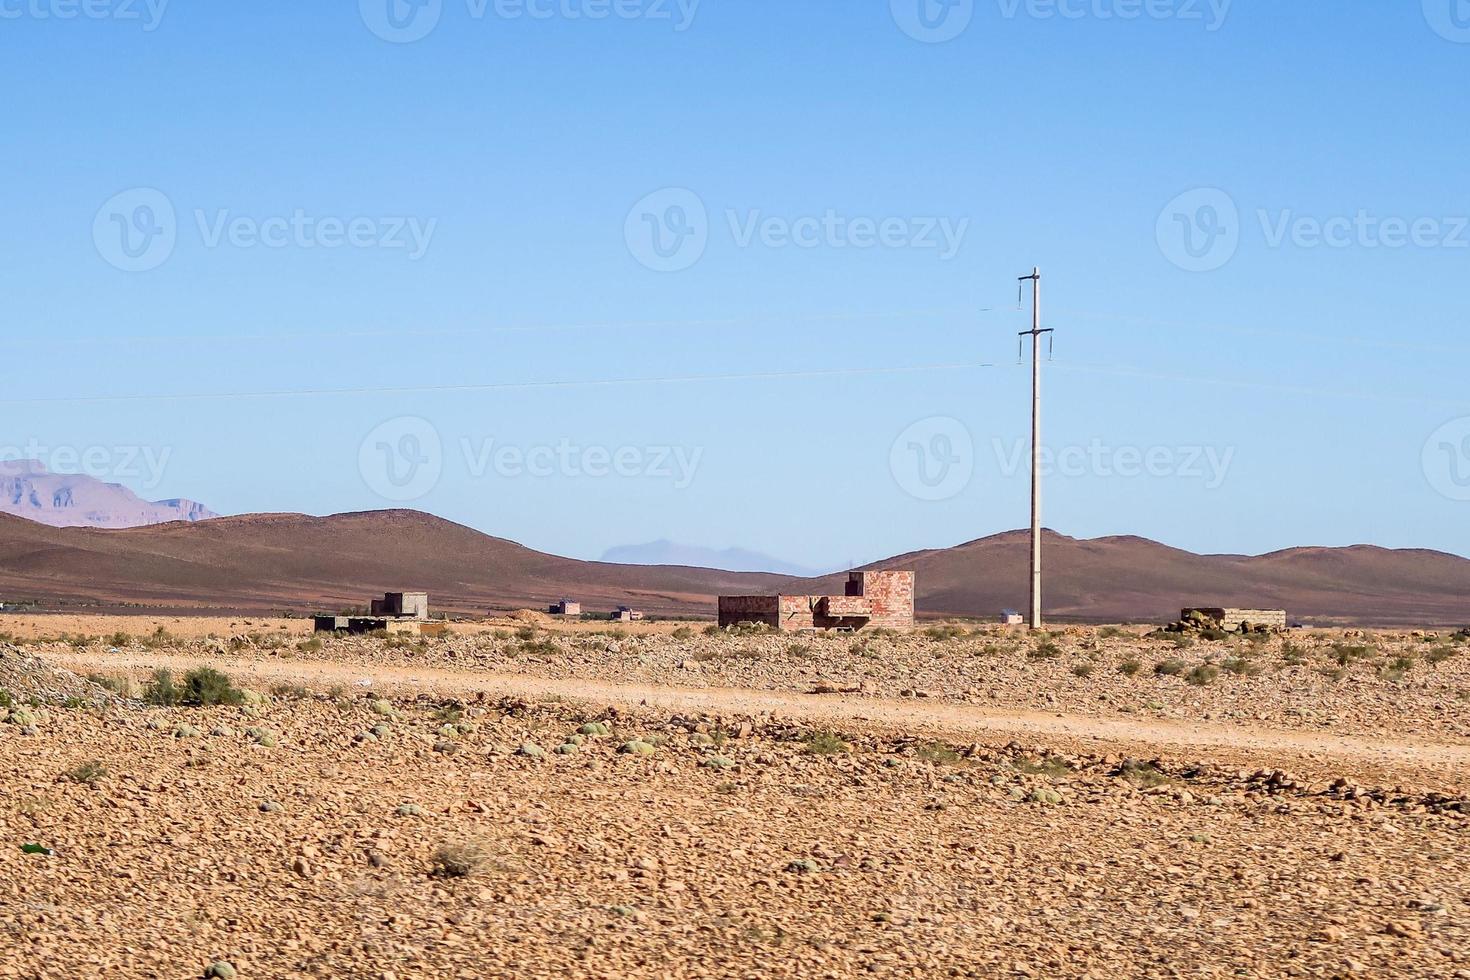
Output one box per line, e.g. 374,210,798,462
847,571,915,628
718,595,782,629
1183,607,1288,631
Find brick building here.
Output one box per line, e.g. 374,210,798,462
1182,607,1288,631
718,571,915,632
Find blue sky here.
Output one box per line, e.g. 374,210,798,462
2,1,1469,568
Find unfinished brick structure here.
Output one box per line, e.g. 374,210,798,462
718,571,915,632
1183,607,1288,631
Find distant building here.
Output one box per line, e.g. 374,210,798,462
718,571,915,632
316,592,430,634
613,606,644,622
371,592,429,621
1001,609,1024,626
549,600,582,617
1182,607,1288,632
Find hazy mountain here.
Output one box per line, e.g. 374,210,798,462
0,459,218,529
601,540,828,577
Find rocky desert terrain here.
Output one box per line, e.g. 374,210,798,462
1,617,1467,978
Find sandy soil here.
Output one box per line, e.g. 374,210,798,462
2,620,1467,978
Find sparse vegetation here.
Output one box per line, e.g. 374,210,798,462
1154,659,1187,677
1116,759,1169,788
803,731,849,755
1030,636,1062,660
145,667,243,707
1427,645,1459,667
1330,643,1375,666
1185,664,1219,687
1222,657,1260,677
914,742,964,765
430,839,490,878
66,761,108,785
1118,659,1142,677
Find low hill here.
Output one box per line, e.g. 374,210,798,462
0,510,784,617
0,512,1465,625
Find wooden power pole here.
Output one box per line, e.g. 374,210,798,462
1017,268,1053,630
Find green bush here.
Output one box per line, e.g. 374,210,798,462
182,667,244,706
803,731,849,755
1117,659,1142,676
145,667,243,707
144,669,180,706
1185,664,1219,686
1030,638,1062,660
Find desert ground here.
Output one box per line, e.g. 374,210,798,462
1,616,1467,978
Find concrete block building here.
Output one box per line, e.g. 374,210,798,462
316,592,430,634
371,592,429,620
718,571,915,632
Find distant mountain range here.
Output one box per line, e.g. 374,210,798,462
600,540,829,577
0,508,1467,625
0,460,217,529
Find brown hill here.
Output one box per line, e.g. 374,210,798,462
0,512,1465,625
821,530,1470,626
0,510,785,617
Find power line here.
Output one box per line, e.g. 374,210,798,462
4,306,985,349
0,361,995,407
1049,360,1470,409
1051,306,1470,358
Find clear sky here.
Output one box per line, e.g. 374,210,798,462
3,1,1469,568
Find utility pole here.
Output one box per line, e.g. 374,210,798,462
1017,268,1053,630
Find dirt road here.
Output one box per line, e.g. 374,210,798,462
53,649,1470,788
